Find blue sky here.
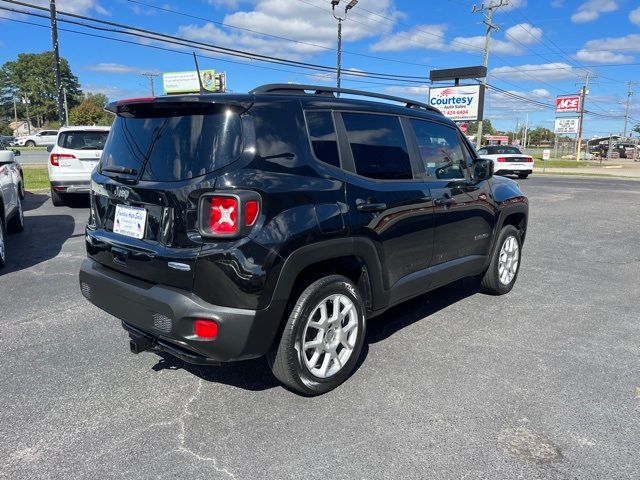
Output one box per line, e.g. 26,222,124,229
1,0,639,137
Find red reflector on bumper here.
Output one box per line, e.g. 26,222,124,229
194,319,218,339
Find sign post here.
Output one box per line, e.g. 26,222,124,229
542,148,551,173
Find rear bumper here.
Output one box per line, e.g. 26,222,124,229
495,166,532,175
79,258,283,363
51,180,91,193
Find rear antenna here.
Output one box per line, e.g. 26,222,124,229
192,51,206,94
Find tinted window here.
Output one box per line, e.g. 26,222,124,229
342,113,412,180
485,146,521,155
410,119,467,179
305,111,339,167
101,109,242,182
58,131,109,150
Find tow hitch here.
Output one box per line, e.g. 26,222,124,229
129,335,154,354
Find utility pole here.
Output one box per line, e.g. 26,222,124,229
50,0,65,126
331,0,358,94
472,0,508,148
575,73,591,162
63,88,69,126
141,72,159,96
623,81,635,139
13,97,18,135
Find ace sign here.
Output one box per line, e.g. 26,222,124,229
556,95,581,113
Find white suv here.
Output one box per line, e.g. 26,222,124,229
14,130,59,147
48,126,110,206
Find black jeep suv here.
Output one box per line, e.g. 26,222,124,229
79,84,528,395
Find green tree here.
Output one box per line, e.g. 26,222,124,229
466,119,495,136
527,127,555,146
0,52,82,128
69,93,113,126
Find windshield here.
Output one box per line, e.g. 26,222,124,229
58,131,109,150
100,109,242,182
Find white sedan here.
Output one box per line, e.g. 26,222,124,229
476,145,533,179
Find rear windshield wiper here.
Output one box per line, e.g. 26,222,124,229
102,165,138,176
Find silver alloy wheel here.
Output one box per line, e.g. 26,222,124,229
0,221,5,262
301,294,359,379
498,235,519,285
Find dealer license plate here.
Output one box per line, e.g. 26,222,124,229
113,204,147,239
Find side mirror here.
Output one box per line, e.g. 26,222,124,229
473,158,493,182
46,145,54,153
12,149,21,157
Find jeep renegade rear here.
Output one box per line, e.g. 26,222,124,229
80,84,528,395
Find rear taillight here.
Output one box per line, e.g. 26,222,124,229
245,200,259,226
194,319,218,339
496,157,507,162
199,193,261,238
525,156,533,162
50,153,76,166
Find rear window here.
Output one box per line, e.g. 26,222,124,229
100,107,242,182
485,146,522,155
58,131,109,150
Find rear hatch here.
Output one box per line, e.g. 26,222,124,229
56,129,109,172
87,98,248,290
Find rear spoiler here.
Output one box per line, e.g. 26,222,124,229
106,94,254,115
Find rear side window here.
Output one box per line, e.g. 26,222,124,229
342,113,412,180
101,109,242,182
58,131,109,150
410,119,468,180
305,111,340,167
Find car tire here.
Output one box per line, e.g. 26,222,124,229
478,224,522,295
8,195,24,233
25,140,35,147
50,186,65,207
0,217,6,269
19,178,25,200
267,275,366,396
518,173,529,179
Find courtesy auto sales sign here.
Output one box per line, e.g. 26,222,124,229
556,95,581,113
428,85,484,122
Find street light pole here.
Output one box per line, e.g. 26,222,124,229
50,0,66,126
332,0,358,94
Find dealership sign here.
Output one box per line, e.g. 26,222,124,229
555,95,581,113
554,117,579,134
163,70,217,94
428,85,484,122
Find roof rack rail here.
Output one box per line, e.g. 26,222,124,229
250,83,442,115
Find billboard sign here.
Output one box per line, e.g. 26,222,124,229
428,85,484,122
163,70,217,94
554,117,579,134
555,95,581,113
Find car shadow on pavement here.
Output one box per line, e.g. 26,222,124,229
151,353,280,392
22,191,49,212
148,277,480,394
2,213,77,275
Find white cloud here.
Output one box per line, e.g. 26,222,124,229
30,0,107,15
371,24,447,52
486,87,551,113
571,0,618,23
176,0,401,61
86,63,160,74
574,49,634,63
450,36,520,55
551,0,563,7
384,85,430,96
631,6,640,25
496,0,528,11
582,34,640,51
82,84,145,101
504,23,543,45
490,62,577,81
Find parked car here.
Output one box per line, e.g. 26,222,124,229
13,129,59,147
0,142,24,200
612,143,638,159
476,145,533,179
0,148,25,269
79,84,529,395
47,126,110,206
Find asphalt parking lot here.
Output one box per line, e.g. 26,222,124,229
1,176,639,479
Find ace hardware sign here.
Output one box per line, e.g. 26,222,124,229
556,95,581,113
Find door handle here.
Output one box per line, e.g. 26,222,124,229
356,201,387,213
434,197,456,206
